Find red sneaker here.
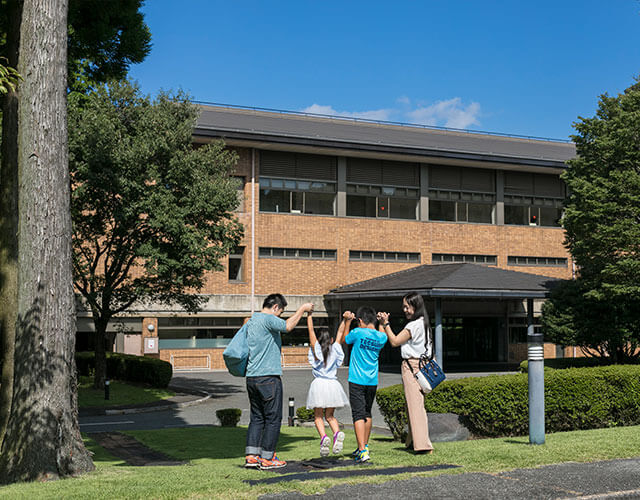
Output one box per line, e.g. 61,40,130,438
258,454,287,470
244,455,260,468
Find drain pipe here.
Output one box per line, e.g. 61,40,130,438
251,149,256,314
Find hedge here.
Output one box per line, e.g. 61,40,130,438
376,365,640,440
75,352,173,388
519,357,614,372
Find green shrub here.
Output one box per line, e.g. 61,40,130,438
296,406,314,422
519,357,613,372
216,408,242,427
75,351,173,388
377,365,640,439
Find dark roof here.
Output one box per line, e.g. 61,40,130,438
195,105,576,169
325,263,561,300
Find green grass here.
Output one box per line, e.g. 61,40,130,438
77,376,174,408
1,424,640,499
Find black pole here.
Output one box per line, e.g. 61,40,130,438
105,379,110,400
288,397,295,426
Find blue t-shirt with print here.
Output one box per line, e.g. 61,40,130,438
246,312,287,377
345,327,387,386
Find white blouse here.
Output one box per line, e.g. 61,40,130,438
401,317,432,359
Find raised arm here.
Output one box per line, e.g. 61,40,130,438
286,302,314,332
378,311,412,347
307,312,318,351
335,310,354,344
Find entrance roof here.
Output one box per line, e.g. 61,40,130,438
325,263,562,300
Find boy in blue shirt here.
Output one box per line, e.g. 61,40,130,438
345,306,387,463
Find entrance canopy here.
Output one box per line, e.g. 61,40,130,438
325,262,561,301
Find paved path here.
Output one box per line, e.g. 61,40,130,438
261,457,640,499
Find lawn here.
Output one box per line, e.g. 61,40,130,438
77,376,175,408
1,424,640,499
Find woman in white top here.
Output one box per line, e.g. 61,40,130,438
305,311,351,457
378,292,434,454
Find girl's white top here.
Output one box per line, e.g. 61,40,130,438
401,317,432,359
308,342,344,379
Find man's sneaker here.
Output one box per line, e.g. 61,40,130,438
332,431,345,454
351,444,368,457
320,435,331,457
258,455,287,470
355,448,370,463
244,455,260,468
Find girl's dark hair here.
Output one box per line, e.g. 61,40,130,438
403,292,431,350
316,327,331,366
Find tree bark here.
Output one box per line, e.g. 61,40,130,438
0,0,94,483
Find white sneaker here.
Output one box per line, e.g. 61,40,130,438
320,435,330,457
332,431,345,454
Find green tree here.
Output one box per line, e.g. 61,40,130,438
0,0,94,483
0,56,21,94
542,78,640,362
69,80,243,388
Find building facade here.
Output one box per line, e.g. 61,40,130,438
78,104,577,370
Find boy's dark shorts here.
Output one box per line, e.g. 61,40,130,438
349,382,377,422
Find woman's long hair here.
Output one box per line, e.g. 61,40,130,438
316,327,332,366
403,292,431,353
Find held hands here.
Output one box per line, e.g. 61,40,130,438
377,311,390,325
342,310,355,321
303,303,315,314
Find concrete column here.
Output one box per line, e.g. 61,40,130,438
527,298,545,444
496,170,504,226
419,164,429,222
337,157,347,217
435,297,443,368
142,317,159,356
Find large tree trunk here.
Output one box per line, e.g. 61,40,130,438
0,0,94,483
0,0,22,449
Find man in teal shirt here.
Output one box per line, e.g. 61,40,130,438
244,293,313,470
345,306,387,463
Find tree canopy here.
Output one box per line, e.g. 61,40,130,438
542,78,640,362
69,80,243,386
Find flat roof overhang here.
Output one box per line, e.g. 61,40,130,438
324,288,550,301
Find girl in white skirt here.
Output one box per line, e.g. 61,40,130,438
306,310,351,457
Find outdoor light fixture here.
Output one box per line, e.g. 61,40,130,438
147,323,155,332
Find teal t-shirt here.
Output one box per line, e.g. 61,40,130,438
345,327,387,386
245,312,287,377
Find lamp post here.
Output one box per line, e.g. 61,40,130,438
527,298,545,444
288,397,295,426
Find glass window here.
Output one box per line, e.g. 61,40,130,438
504,205,527,225
377,197,389,218
391,198,417,219
228,246,244,282
347,195,377,217
539,207,562,227
429,200,456,221
468,203,494,224
260,189,290,213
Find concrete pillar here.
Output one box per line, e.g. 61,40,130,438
142,317,158,356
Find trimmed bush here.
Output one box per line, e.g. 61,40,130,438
216,408,242,427
75,351,173,388
519,357,613,372
377,365,640,439
296,406,314,422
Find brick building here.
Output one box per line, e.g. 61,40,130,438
79,104,577,371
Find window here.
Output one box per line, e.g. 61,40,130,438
507,256,568,267
508,316,542,343
349,250,420,263
432,253,497,265
428,166,496,224
259,151,337,215
231,176,245,212
259,247,337,260
228,246,244,282
346,158,419,220
504,172,564,227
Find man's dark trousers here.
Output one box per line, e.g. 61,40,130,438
245,375,283,459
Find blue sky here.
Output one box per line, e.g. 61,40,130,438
129,1,640,140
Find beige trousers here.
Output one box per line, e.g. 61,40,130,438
401,358,434,451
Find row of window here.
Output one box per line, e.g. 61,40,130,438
255,152,565,227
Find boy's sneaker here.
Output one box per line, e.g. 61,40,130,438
355,448,370,463
351,444,368,457
244,455,260,468
258,455,287,470
332,431,345,454
320,435,331,457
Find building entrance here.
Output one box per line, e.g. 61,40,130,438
442,317,500,365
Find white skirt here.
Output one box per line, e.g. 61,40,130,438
306,377,350,409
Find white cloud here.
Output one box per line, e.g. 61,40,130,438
301,104,392,122
405,98,481,129
301,97,481,130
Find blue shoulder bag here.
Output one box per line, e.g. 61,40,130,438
223,321,249,377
